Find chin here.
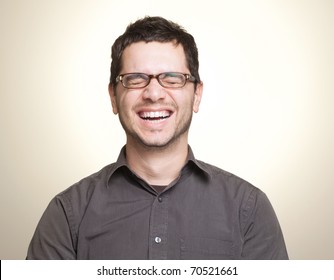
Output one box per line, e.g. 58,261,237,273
140,140,172,149
139,134,185,150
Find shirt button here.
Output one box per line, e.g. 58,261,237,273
158,197,163,202
155,237,162,243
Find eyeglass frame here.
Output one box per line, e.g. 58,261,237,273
115,72,197,89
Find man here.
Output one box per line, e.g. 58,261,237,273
27,16,288,259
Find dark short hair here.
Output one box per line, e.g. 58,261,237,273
109,16,200,89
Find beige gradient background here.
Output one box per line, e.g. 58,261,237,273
1,0,333,259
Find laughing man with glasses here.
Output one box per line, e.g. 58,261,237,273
27,16,288,260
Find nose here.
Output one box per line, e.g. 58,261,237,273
142,77,167,102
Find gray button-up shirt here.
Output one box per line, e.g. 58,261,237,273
27,146,288,259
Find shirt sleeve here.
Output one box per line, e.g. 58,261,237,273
240,189,289,259
26,196,76,260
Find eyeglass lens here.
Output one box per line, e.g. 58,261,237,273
121,72,188,88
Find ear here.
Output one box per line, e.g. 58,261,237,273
193,82,203,113
108,84,119,115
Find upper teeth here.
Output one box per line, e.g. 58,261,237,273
140,111,170,119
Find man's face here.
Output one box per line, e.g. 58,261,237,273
109,41,202,149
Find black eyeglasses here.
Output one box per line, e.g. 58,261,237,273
115,72,197,89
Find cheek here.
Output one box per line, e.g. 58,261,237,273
117,93,138,116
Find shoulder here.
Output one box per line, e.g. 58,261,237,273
54,163,115,215
196,160,256,188
195,160,276,223
194,159,264,202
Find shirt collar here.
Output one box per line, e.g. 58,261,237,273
107,145,212,184
108,145,128,176
185,146,212,178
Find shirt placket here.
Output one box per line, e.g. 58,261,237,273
148,194,169,259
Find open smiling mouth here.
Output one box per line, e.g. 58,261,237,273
139,111,172,122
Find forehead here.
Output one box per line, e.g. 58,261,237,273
121,41,188,73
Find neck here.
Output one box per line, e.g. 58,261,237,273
125,139,189,186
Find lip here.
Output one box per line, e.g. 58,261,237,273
136,107,174,126
138,110,171,119
136,106,175,116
